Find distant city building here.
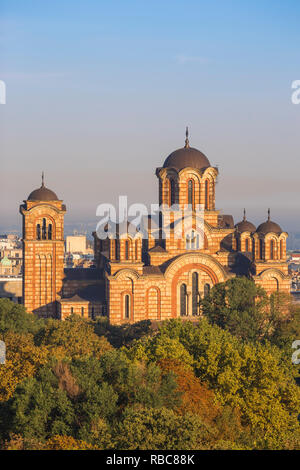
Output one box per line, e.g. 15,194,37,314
20,131,291,323
0,235,22,277
65,235,87,254
290,253,300,263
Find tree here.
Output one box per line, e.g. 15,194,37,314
0,298,44,336
113,406,212,450
0,331,48,402
158,359,220,424
1,365,75,441
36,315,112,360
202,277,292,343
145,318,300,448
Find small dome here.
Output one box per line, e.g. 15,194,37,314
235,210,256,233
256,210,282,234
27,175,59,201
235,220,256,233
163,128,210,171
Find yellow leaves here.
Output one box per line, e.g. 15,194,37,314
39,318,112,360
45,435,94,450
0,332,48,402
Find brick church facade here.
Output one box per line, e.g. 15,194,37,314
20,132,290,324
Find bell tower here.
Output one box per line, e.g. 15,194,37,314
20,175,66,317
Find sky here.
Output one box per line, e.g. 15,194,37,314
0,0,300,237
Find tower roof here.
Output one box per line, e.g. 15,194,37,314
235,209,256,233
256,209,282,234
27,173,59,201
163,128,210,171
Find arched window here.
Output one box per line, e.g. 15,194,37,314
180,284,187,316
259,239,264,260
124,294,130,319
36,224,41,240
81,307,84,317
192,272,199,316
211,180,215,209
125,240,129,260
71,307,74,314
115,240,118,260
204,283,210,297
48,223,52,240
186,230,200,250
42,218,47,240
186,234,190,250
270,239,275,260
135,240,139,260
188,180,194,208
245,238,249,252
170,179,176,206
205,180,209,210
280,239,284,259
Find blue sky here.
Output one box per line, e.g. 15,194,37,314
1,0,300,235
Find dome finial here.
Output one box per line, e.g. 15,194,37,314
267,208,270,222
184,126,190,148
41,171,45,187
243,208,246,221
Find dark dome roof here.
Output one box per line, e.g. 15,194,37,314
163,146,210,171
235,220,256,233
256,210,282,234
163,129,210,170
256,220,282,234
28,184,59,201
235,210,256,233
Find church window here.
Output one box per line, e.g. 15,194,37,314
48,224,52,240
42,218,47,240
188,180,194,208
192,272,199,316
186,234,190,250
135,240,139,260
186,230,200,250
81,307,84,317
205,180,209,210
204,283,210,297
170,179,176,206
180,283,187,316
270,240,275,260
259,239,263,259
280,239,284,259
124,294,130,319
36,224,41,240
125,240,129,260
245,238,249,252
71,307,74,314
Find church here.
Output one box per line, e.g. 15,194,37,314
20,131,290,324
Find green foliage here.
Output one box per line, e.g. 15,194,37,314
155,318,300,448
0,299,45,337
113,406,212,450
36,315,112,360
93,318,153,348
0,296,299,450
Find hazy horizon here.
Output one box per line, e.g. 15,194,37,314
1,0,300,236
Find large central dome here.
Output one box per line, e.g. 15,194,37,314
163,128,210,170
